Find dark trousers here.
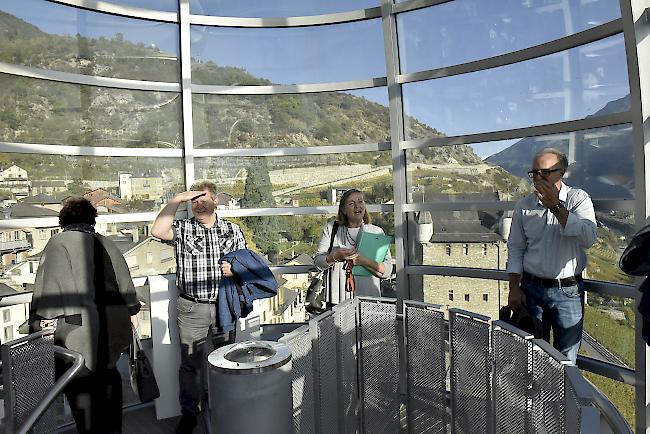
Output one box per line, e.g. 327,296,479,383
176,296,236,415
58,364,123,434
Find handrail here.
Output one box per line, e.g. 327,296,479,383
15,345,85,434
583,377,633,434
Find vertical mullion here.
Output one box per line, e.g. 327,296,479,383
179,0,195,190
380,0,408,303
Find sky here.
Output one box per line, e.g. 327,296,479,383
0,0,629,158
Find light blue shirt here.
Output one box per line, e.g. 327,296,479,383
506,182,597,279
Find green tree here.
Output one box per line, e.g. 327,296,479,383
242,158,279,255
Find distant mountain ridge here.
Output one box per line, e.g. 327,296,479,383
486,95,633,199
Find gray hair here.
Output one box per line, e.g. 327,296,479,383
190,180,217,198
533,148,569,170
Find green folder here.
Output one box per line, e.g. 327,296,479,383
352,230,393,276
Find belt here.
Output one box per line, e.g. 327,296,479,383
522,271,582,288
179,293,216,304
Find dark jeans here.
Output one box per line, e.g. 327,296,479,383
521,277,585,363
57,363,123,434
176,296,236,415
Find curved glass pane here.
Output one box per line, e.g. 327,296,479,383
195,152,393,208
397,0,621,73
191,0,377,17
0,154,183,214
406,124,634,202
192,88,389,148
0,74,182,148
190,20,385,85
403,34,629,139
0,0,179,82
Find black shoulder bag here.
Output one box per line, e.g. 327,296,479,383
306,221,339,314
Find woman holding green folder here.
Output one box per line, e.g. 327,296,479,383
313,189,392,306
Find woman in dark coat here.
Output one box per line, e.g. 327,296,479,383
30,197,141,434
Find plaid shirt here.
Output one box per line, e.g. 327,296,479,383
170,215,247,300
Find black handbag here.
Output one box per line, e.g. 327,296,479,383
129,331,160,403
306,222,339,314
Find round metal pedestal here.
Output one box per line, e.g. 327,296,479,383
208,340,292,434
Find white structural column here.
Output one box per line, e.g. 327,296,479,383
179,0,196,190
148,274,182,419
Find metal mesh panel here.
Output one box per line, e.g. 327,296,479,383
359,299,399,434
449,311,492,434
281,327,316,434
334,300,359,434
315,313,340,434
564,374,581,434
404,303,446,434
492,326,533,434
531,346,565,434
5,333,58,433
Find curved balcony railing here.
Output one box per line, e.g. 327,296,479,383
280,297,632,434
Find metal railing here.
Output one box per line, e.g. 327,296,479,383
281,297,631,434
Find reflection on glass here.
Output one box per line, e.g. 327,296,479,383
406,124,635,202
195,153,393,209
406,148,532,202
403,34,629,138
422,276,505,320
191,0,377,17
192,89,389,148
190,20,385,85
0,153,183,214
587,210,635,285
0,74,182,148
397,0,621,73
582,294,635,430
0,0,179,82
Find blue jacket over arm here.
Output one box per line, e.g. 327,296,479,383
218,249,278,331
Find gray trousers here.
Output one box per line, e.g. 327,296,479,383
176,296,235,415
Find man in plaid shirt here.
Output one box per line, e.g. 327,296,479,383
152,180,246,434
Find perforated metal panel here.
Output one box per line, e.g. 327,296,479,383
333,299,360,434
281,325,316,434
2,332,58,434
492,322,533,434
404,301,447,434
358,298,399,434
314,312,340,434
531,343,566,434
449,309,492,434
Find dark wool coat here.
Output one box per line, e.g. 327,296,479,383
30,228,141,371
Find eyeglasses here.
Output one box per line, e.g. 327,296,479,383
527,168,563,178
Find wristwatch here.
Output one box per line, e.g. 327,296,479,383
549,202,565,214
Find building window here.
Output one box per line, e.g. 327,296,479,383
464,294,470,302
4,326,13,342
448,290,454,301
463,244,469,255
482,244,488,256
29,262,33,273
483,294,489,302
146,252,153,264
445,244,451,256
3,310,10,323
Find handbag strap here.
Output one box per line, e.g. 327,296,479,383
328,221,339,254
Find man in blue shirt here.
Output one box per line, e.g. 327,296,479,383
152,181,247,433
506,148,597,363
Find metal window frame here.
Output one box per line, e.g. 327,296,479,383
1,0,647,429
